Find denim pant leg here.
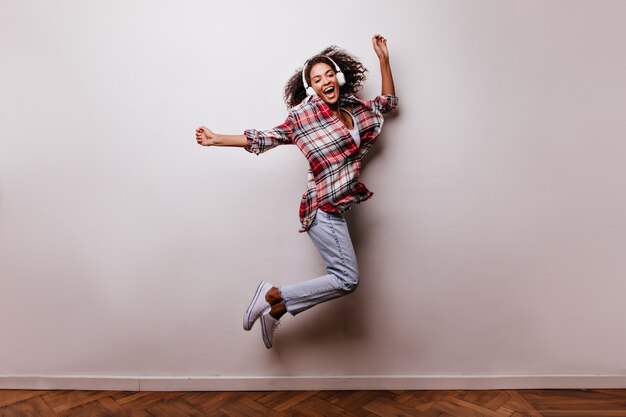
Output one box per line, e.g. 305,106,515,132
279,208,360,316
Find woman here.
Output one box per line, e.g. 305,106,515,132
195,34,398,349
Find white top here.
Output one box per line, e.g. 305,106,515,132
340,107,361,147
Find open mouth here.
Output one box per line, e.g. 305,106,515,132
323,86,336,98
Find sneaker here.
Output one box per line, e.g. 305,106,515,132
260,310,280,349
243,281,272,331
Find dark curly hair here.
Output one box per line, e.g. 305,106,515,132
283,45,368,109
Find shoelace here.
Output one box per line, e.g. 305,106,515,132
272,320,281,331
263,314,281,331
268,319,281,335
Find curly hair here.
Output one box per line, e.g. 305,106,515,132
283,45,368,109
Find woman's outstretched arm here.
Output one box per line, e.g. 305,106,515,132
196,113,295,155
372,34,395,96
195,127,246,147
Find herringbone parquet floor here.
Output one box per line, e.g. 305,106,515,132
2,389,626,416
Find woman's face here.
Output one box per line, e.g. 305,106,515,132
309,62,339,105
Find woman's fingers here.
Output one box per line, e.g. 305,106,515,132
372,34,387,49
195,126,215,146
195,126,213,146
372,34,389,59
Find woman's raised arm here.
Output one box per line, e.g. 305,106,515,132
372,34,395,96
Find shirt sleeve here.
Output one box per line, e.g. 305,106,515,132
369,94,399,114
243,113,295,155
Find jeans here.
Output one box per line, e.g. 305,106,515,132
279,208,360,316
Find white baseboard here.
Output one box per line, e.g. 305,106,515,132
1,375,626,391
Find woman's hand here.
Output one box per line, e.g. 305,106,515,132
372,34,389,61
195,126,216,146
373,34,395,96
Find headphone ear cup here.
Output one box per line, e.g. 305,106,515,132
336,71,346,86
306,86,317,96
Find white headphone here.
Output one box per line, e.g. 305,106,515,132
302,56,346,97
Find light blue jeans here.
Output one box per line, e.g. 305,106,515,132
279,208,360,316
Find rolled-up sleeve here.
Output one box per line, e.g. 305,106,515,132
244,113,295,155
369,94,399,114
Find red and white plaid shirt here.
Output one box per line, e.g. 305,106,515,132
244,93,398,233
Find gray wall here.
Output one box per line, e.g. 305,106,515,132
1,0,625,388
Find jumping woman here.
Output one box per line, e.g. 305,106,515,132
195,34,398,348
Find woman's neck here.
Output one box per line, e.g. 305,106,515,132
328,101,341,116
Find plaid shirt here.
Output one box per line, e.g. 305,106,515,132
244,93,398,233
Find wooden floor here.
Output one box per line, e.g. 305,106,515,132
2,389,626,416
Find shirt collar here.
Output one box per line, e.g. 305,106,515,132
308,93,367,108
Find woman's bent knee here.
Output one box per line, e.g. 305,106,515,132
342,272,359,294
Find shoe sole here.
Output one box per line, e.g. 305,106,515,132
260,314,273,349
243,281,268,331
